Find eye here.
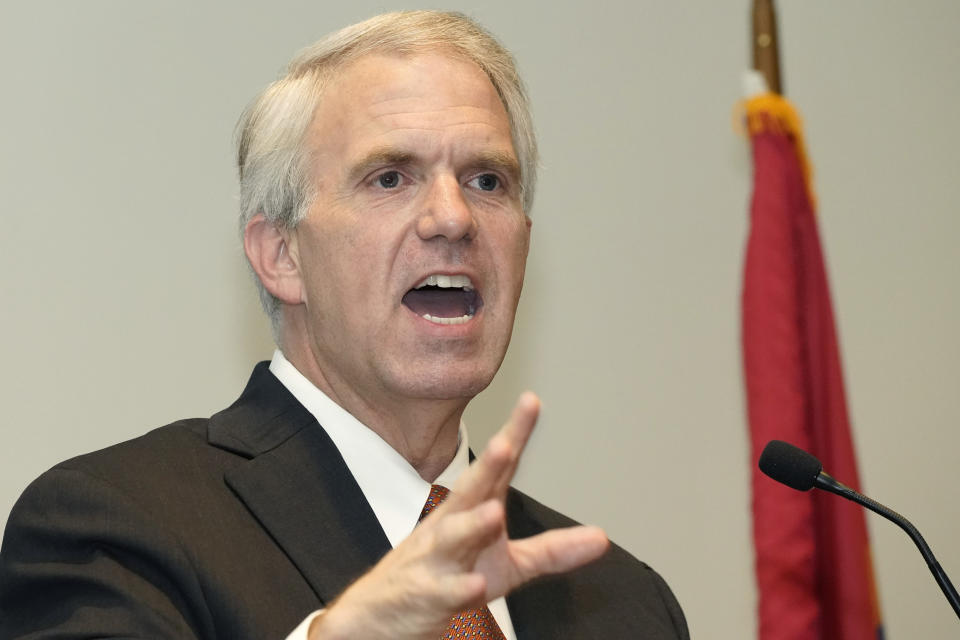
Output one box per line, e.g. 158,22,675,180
376,171,402,189
470,174,500,192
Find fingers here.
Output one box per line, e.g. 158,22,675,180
431,499,505,564
500,391,541,453
508,525,610,584
488,392,540,497
318,502,508,639
435,572,487,610
312,392,606,640
446,438,510,510
446,392,541,511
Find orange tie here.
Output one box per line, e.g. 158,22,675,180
419,484,507,640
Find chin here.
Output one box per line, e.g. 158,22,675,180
387,359,501,401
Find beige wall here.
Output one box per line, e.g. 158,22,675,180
1,2,958,637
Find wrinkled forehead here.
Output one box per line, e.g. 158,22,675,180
323,44,505,103
318,50,507,124
303,51,516,167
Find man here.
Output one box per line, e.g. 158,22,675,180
0,11,688,639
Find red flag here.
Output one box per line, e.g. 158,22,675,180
741,93,884,640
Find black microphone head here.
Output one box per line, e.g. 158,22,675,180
758,440,823,491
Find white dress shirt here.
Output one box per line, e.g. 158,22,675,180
270,351,517,640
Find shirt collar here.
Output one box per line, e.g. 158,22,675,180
268,350,469,548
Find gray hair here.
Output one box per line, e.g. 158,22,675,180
236,10,539,333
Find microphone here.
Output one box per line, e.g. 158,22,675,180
758,440,960,620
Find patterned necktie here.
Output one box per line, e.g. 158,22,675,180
419,484,507,640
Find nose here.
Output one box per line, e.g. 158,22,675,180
416,175,478,242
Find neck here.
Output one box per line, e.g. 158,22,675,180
280,335,466,482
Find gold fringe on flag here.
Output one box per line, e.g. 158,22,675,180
738,92,817,209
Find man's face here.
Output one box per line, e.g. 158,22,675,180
288,51,530,407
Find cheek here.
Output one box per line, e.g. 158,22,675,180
295,229,355,309
490,220,531,297
300,214,374,271
504,219,531,271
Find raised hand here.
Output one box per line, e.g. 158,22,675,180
309,393,610,640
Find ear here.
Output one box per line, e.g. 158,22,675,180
243,213,303,305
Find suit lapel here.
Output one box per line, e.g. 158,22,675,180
207,364,575,632
210,363,392,606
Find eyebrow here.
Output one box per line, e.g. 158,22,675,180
345,148,416,185
471,150,522,185
345,146,522,186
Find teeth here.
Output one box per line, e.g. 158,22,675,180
422,313,473,325
414,274,474,290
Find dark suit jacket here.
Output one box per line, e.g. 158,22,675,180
0,363,688,639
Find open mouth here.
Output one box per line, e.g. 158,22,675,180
401,274,481,325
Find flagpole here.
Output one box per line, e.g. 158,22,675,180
752,0,782,94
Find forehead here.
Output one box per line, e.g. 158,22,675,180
305,51,515,164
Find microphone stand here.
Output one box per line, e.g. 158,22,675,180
815,472,960,619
